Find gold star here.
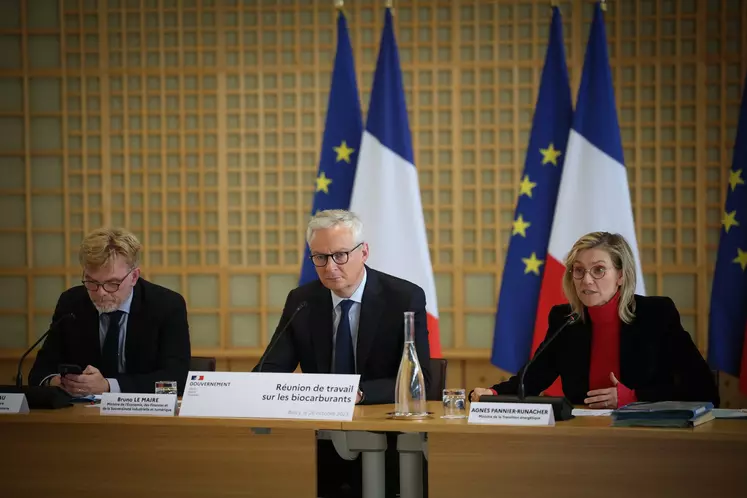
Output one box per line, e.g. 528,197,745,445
521,252,544,275
723,210,739,234
315,172,333,194
512,214,531,237
729,169,745,192
333,141,355,163
518,175,537,198
539,143,562,166
734,248,747,270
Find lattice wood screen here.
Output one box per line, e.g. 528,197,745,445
0,0,745,364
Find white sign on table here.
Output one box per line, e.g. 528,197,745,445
100,393,177,417
0,393,29,414
179,371,360,421
468,402,555,426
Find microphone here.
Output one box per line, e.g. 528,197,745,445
257,301,307,373
0,312,76,410
478,312,580,421
16,312,76,388
517,312,579,400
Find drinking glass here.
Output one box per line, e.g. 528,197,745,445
155,380,177,395
442,388,467,419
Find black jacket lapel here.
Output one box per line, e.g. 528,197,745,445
356,268,385,375
124,281,145,371
565,312,593,399
78,298,102,365
619,312,650,385
309,286,334,373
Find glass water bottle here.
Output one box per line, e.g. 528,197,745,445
393,311,428,417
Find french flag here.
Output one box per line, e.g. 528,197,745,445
349,8,442,357
532,2,645,393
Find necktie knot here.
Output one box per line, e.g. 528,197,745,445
339,299,354,314
106,310,124,322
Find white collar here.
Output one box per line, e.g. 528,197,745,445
330,268,367,309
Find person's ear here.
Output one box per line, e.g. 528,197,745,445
360,243,369,263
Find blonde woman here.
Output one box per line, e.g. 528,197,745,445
29,228,191,396
472,232,719,409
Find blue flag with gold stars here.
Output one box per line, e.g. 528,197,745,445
299,9,363,285
708,74,747,397
490,6,573,374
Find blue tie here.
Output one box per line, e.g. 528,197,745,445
334,300,355,374
101,310,124,377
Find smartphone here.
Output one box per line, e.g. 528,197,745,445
59,363,83,376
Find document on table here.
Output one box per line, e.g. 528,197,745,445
572,408,613,416
711,409,747,419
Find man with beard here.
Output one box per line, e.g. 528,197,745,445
29,228,191,396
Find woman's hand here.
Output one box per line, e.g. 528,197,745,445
470,387,494,402
584,372,620,409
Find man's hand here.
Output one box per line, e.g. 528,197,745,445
48,375,62,387
60,365,110,396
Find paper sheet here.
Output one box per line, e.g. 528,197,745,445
572,408,613,417
711,408,747,419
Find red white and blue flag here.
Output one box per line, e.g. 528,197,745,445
349,8,442,357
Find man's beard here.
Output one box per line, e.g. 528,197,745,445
93,300,120,313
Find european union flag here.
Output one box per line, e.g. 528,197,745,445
708,74,747,397
299,9,363,285
490,6,573,374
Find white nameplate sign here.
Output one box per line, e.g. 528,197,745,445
0,393,29,414
468,402,555,426
100,393,177,417
179,371,360,421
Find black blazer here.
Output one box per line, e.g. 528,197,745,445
253,266,432,404
491,295,720,407
29,278,192,395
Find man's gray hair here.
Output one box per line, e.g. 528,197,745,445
306,209,364,246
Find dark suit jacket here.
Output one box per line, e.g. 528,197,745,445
253,267,432,404
491,295,720,407
29,278,192,395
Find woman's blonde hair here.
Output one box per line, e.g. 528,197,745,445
562,231,637,323
79,228,141,270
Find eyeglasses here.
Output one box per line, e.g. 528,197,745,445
570,265,609,280
310,242,363,267
82,267,135,293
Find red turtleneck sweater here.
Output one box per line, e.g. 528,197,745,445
587,292,637,408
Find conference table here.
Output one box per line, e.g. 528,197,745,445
1,401,746,497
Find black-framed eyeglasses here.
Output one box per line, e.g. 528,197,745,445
571,265,608,280
82,267,136,293
310,242,363,267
